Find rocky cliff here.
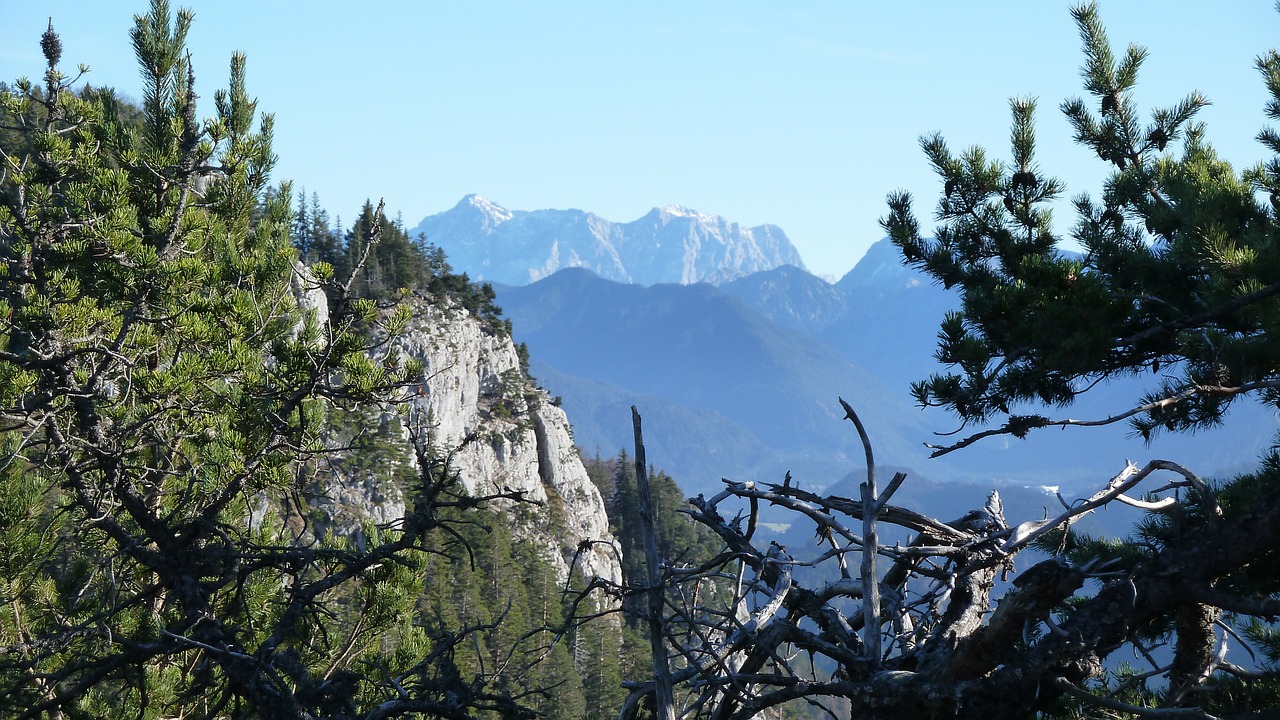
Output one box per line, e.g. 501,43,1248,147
298,268,621,587
394,294,621,584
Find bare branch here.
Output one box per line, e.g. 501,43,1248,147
927,380,1280,457
1051,677,1222,719
995,459,1207,558
631,406,676,720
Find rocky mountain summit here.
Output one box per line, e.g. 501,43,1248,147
410,194,806,286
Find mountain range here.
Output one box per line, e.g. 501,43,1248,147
495,267,930,491
412,198,1277,502
410,194,806,286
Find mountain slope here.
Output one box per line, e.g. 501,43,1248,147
531,361,784,486
500,241,1277,499
717,239,1278,488
721,264,851,334
495,268,934,495
410,195,806,286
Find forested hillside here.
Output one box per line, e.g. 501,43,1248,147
0,5,640,718
0,7,803,718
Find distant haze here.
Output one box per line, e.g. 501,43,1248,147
489,234,1276,495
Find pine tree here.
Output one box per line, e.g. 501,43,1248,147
609,5,1280,719
872,2,1280,716
0,4,537,718
881,3,1280,452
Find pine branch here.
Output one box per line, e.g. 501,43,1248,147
925,379,1280,456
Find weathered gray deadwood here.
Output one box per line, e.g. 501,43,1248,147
632,406,677,720
613,403,1280,720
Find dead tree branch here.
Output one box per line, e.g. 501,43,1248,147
614,400,1280,719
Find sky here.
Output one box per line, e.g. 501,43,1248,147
4,2,1278,279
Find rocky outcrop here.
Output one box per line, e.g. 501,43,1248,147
290,262,621,586
290,261,330,331
384,294,621,585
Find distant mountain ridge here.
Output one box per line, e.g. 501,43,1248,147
494,266,930,492
410,195,806,286
493,239,1277,497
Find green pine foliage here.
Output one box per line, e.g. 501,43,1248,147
882,2,1280,446
289,196,509,335
875,2,1280,716
0,4,568,718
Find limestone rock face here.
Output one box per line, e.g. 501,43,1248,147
387,295,621,585
290,262,330,332
287,264,621,586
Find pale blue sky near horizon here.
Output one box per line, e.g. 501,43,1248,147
3,2,1277,279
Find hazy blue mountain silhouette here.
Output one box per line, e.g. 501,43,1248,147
722,239,1276,488
495,268,932,494
496,241,1276,498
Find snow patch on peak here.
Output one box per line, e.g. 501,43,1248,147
458,194,514,227
656,204,702,219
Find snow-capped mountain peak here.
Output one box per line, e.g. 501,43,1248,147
411,197,807,286
454,193,515,231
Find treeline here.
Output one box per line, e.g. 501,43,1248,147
310,417,717,718
583,452,722,595
288,191,508,334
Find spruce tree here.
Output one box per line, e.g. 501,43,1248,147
291,185,312,261
307,192,342,272
575,598,625,720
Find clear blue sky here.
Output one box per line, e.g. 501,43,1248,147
4,2,1277,279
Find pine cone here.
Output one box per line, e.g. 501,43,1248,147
41,20,62,68
1148,127,1169,151
1101,89,1119,116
